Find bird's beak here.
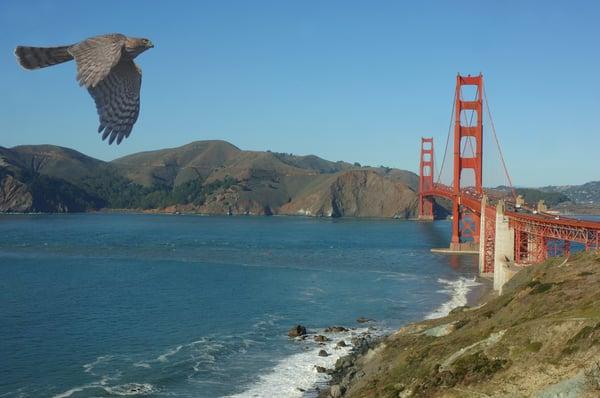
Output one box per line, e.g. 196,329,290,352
147,41,154,49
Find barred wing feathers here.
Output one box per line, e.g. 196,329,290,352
88,59,142,145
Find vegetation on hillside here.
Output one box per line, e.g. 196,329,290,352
515,187,570,207
542,181,600,205
0,166,103,212
80,169,237,210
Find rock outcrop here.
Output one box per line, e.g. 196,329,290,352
288,325,307,338
279,170,418,218
0,174,33,212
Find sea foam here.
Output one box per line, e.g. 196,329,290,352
227,327,376,398
425,277,481,319
52,382,156,398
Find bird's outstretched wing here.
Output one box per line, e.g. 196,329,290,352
88,58,142,145
68,34,126,88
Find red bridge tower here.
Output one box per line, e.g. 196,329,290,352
451,74,483,250
418,137,434,220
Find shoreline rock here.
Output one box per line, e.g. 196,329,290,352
318,334,383,398
356,317,374,324
287,325,307,338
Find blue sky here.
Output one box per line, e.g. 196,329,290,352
1,1,598,186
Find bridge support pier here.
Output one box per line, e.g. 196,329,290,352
478,199,486,274
493,200,518,292
478,195,495,275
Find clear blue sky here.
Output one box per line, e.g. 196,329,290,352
1,1,598,186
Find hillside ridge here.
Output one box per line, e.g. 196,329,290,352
0,140,420,217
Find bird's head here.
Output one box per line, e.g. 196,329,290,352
124,37,154,58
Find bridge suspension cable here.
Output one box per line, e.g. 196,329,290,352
436,88,456,184
483,87,517,201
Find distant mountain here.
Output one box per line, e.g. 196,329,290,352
0,140,420,217
540,181,600,205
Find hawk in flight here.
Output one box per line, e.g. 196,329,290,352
15,33,154,145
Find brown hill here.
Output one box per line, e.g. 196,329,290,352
0,140,420,217
279,169,417,218
6,144,108,183
111,140,242,187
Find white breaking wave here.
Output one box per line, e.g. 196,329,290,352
82,355,113,375
104,383,156,396
157,344,183,362
425,277,481,320
52,381,156,398
227,328,375,398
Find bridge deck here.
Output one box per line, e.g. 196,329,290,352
423,183,600,247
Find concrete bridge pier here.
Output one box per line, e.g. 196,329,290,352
478,195,487,275
492,200,518,292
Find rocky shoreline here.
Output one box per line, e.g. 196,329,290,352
312,253,600,397
317,333,385,398
311,275,494,398
283,320,385,398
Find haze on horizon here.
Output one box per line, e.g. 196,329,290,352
1,1,599,187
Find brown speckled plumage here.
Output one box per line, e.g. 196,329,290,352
15,33,153,145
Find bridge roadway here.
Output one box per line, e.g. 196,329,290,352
422,182,600,252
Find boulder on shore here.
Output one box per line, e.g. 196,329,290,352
318,349,329,357
324,326,349,333
288,325,307,337
329,384,346,398
314,334,330,342
356,317,374,323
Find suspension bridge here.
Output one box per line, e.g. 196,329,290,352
418,74,600,291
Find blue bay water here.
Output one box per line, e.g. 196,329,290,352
0,214,479,397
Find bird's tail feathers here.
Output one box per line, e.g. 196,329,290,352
14,45,73,70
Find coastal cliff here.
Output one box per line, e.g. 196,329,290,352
320,252,600,397
279,170,417,218
0,146,103,212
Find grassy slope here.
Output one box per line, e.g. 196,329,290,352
111,140,242,186
339,252,600,397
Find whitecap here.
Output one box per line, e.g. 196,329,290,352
83,355,112,375
53,382,156,398
103,383,156,396
425,277,481,319
157,345,183,362
52,384,95,398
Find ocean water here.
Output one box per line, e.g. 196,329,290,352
0,214,480,398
